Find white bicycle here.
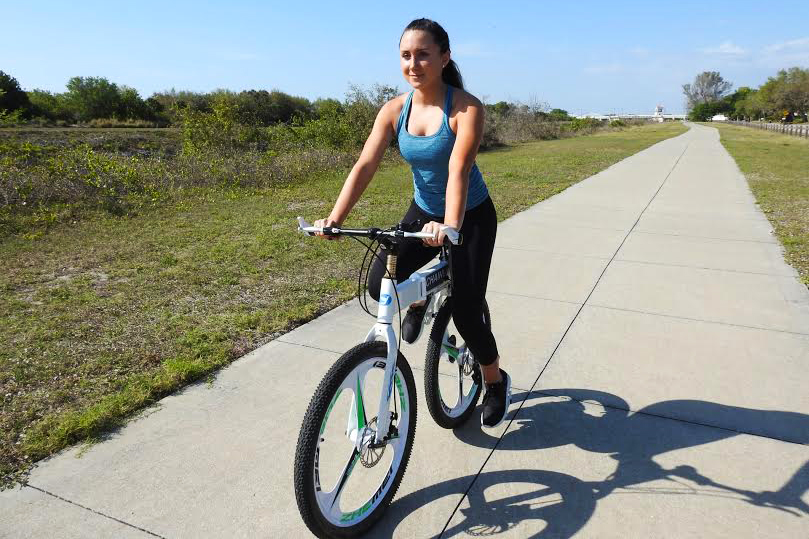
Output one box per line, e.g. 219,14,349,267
293,218,491,538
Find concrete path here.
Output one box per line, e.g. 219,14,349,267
2,123,808,538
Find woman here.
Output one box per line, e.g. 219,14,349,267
314,18,510,428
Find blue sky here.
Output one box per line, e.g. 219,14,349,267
4,1,809,114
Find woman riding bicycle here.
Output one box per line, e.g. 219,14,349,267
314,18,510,428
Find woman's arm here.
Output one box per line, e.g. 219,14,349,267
445,96,484,229
321,99,401,227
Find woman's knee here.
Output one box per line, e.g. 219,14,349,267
367,264,383,302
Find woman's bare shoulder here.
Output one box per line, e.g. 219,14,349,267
451,88,483,113
380,93,409,116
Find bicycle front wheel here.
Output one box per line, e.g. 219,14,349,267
294,342,416,538
424,298,490,429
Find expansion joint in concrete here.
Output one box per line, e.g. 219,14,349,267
632,229,779,245
26,484,167,538
586,303,809,337
614,257,798,278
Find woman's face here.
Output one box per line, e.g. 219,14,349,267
399,30,449,89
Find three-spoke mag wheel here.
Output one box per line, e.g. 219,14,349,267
424,298,490,429
294,342,416,538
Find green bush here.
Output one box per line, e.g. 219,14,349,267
27,90,73,123
688,100,732,121
84,118,161,128
0,71,31,116
177,98,267,155
568,117,603,131
0,109,25,127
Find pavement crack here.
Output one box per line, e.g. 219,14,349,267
495,245,612,260
632,229,779,245
25,485,167,538
275,339,342,355
585,303,809,337
487,289,583,306
612,257,799,278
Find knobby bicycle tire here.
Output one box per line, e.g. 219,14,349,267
294,341,417,538
424,298,490,429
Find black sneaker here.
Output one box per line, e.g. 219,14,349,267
481,369,511,428
401,298,430,344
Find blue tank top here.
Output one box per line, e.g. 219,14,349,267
396,86,489,217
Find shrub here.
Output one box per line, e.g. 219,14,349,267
177,97,267,156
481,101,565,148
84,118,161,128
27,90,73,123
687,100,732,121
0,71,31,116
0,109,25,127
568,118,603,131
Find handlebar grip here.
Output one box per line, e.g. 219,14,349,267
440,225,462,246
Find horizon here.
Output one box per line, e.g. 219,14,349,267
4,1,809,115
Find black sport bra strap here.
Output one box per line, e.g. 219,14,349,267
402,91,414,132
443,86,453,116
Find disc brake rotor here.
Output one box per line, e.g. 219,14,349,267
359,417,385,468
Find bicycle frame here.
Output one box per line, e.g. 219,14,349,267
359,252,452,445
295,217,459,446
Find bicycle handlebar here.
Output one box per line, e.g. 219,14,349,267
296,217,462,245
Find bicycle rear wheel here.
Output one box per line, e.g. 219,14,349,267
424,298,490,429
294,342,416,538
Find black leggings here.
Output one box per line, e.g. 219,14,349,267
368,197,499,366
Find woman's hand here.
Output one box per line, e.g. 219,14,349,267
313,217,341,240
421,221,455,247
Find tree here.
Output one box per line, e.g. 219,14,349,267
235,89,312,125
27,89,73,122
117,85,147,120
724,87,753,120
682,71,733,111
548,108,571,121
769,67,809,122
733,88,762,120
487,101,511,116
0,71,31,115
312,97,342,119
65,76,122,121
688,100,732,121
143,96,168,124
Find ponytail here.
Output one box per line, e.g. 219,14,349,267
442,60,464,90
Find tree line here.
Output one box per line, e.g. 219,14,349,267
0,71,325,127
683,67,809,122
0,71,574,129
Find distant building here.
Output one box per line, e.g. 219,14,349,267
711,114,727,122
653,104,665,123
575,105,686,121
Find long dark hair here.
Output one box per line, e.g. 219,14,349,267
401,18,464,90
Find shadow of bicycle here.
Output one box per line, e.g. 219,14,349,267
369,388,809,538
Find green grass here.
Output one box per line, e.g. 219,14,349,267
709,123,809,286
0,122,686,487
